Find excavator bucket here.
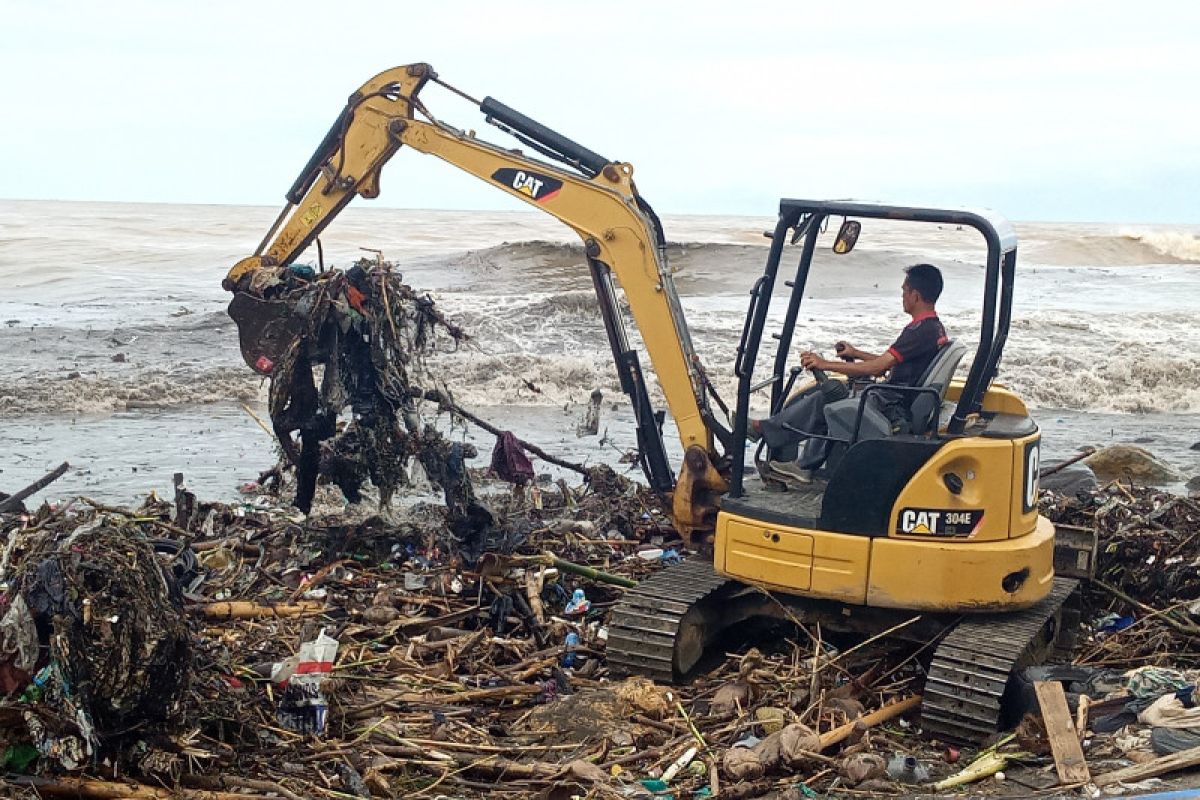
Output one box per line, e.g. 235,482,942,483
227,292,308,375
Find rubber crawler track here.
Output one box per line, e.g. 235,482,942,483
606,558,731,683
922,577,1080,744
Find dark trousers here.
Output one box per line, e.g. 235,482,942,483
758,386,829,467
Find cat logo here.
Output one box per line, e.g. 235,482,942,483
491,168,563,204
897,507,985,538
901,509,940,535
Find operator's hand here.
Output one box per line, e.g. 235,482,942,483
834,341,859,361
800,351,829,370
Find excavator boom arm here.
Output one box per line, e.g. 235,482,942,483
225,63,727,510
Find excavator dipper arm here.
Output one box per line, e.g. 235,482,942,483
224,63,728,539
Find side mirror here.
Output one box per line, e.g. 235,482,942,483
833,220,861,254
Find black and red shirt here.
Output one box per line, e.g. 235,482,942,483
886,312,948,386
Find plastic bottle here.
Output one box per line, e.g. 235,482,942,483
561,632,580,667
564,588,590,615
887,753,929,784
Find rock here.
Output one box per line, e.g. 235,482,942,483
1041,463,1098,494
1186,475,1200,492
523,677,670,743
564,759,608,783
1133,437,1155,444
361,605,400,625
857,778,896,793
1190,442,1200,451
826,696,866,721
612,675,671,719
1084,445,1183,486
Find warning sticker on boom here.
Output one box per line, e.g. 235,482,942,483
897,508,985,538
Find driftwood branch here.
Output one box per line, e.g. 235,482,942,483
422,389,589,476
0,461,70,513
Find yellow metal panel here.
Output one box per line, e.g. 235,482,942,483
867,515,1055,611
715,512,870,604
943,380,1030,416
888,438,1015,543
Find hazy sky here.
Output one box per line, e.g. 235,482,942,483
3,1,1197,222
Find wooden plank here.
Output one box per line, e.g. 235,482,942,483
1034,680,1092,785
1094,744,1200,788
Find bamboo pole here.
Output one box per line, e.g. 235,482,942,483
196,600,325,619
817,694,922,750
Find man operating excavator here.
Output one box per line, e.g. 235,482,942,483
748,263,949,482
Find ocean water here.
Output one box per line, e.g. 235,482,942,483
1,199,1198,503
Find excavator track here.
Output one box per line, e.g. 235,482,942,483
606,559,732,683
921,577,1080,744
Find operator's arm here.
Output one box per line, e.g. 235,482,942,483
802,350,896,378
834,341,880,361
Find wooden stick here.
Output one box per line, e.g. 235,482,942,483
0,461,70,512
240,402,276,439
422,389,588,476
1040,446,1097,478
4,775,277,799
1094,743,1200,787
196,600,325,619
1034,680,1091,785
818,694,922,750
181,775,304,800
525,567,546,625
1093,578,1200,636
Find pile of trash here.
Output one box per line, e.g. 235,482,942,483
1043,483,1200,664
1,473,1200,796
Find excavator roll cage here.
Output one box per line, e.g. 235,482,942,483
224,64,733,513
729,199,1020,497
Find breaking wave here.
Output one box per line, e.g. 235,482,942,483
1027,231,1200,267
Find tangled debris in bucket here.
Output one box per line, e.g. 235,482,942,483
232,256,471,514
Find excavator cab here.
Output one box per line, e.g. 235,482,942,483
721,199,1053,614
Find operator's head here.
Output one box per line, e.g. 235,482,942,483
902,263,943,314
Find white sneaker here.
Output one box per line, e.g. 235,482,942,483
768,460,813,483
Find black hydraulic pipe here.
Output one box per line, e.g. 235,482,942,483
287,105,353,205
480,97,611,177
588,258,674,491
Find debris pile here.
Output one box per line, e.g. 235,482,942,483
1043,483,1200,664
1,472,1200,795
1,508,190,773
0,471,955,799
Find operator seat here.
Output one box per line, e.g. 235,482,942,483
823,338,968,444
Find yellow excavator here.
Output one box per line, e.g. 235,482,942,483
223,63,1083,743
